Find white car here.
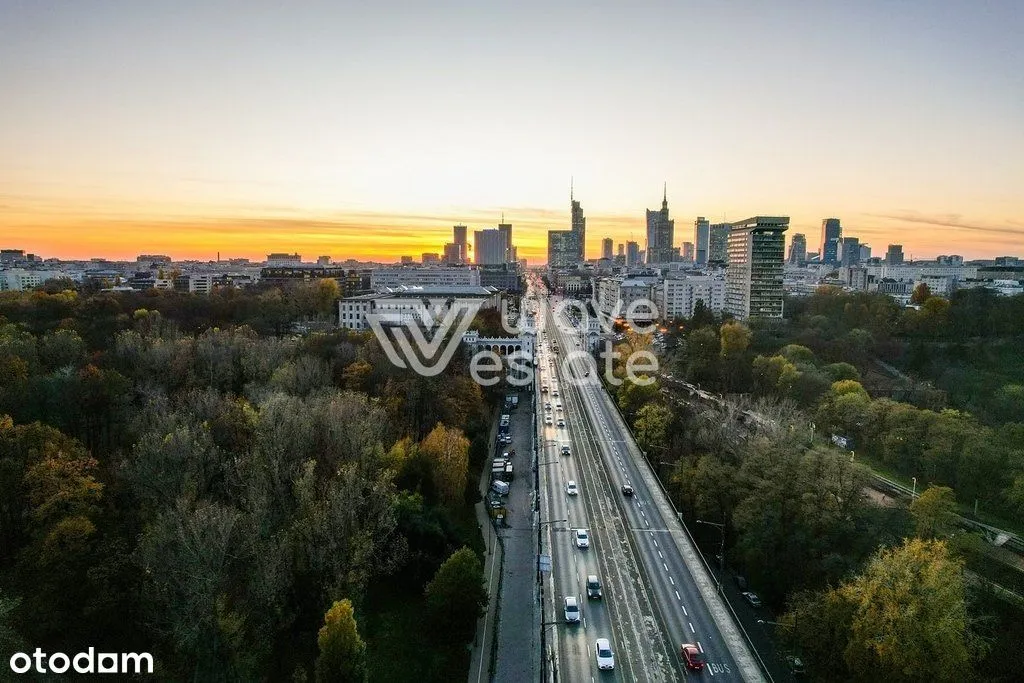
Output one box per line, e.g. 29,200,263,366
574,528,590,549
564,596,580,623
595,638,615,670
565,480,579,496
557,418,566,428
545,416,553,426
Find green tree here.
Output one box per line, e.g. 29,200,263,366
823,362,860,382
634,403,671,454
424,547,487,645
719,321,751,357
315,599,367,683
910,485,958,538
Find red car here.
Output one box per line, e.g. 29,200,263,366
680,643,706,671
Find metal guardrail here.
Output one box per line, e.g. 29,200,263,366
598,373,775,683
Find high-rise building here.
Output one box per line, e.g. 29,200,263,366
839,236,861,266
645,184,675,264
399,255,413,265
886,244,904,265
682,241,695,261
693,217,710,265
601,237,614,260
443,243,461,264
859,244,872,262
570,182,586,262
453,224,468,264
625,241,641,267
497,220,513,263
475,229,506,265
547,230,575,269
617,243,625,257
819,218,842,265
709,223,730,264
725,216,788,319
422,253,440,264
788,233,807,265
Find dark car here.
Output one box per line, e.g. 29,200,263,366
680,643,706,671
734,575,748,591
586,574,602,599
786,655,806,677
741,591,762,608
621,484,635,497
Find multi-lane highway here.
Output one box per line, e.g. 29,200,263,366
532,280,765,682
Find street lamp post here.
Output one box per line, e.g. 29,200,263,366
911,476,917,498
696,519,726,594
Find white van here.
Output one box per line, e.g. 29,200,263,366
491,480,510,496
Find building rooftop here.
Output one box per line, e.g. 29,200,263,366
344,285,498,300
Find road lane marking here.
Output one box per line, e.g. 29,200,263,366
697,642,703,653
689,622,695,633
669,576,674,585
663,563,669,571
682,605,688,616
658,550,663,559
675,590,680,600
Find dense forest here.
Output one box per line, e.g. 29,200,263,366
604,286,1024,681
0,283,494,681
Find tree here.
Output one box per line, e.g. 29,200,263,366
315,279,342,316
634,403,671,454
719,321,751,357
910,485,958,538
424,547,487,645
911,282,931,305
315,599,366,683
840,538,986,680
823,362,860,382
419,424,470,507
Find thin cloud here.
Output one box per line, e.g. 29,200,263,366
863,212,1024,238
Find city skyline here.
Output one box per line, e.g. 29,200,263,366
2,1,1022,262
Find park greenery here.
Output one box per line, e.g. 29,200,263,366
604,286,1024,681
0,283,493,682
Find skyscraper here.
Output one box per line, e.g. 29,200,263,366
570,181,586,262
682,241,695,261
453,224,468,264
617,243,625,257
443,242,461,264
693,217,710,265
709,223,730,264
725,216,788,319
625,241,641,267
839,236,861,267
859,244,872,262
547,230,575,269
497,220,513,263
645,184,675,264
886,244,904,265
601,237,614,260
788,233,807,265
475,229,506,265
819,218,842,265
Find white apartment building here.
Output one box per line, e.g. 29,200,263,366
594,277,657,321
338,285,500,331
657,275,726,319
370,266,481,290
0,269,68,291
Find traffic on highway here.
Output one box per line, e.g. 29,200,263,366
530,275,764,682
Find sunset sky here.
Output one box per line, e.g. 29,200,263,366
1,1,1022,264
